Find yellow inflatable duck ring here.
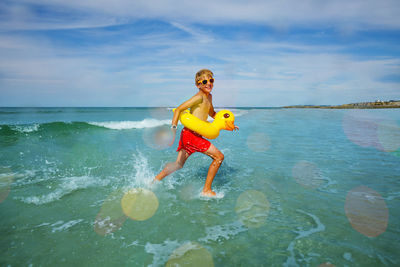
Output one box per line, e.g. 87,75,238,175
172,109,236,139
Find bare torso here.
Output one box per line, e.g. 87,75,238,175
190,93,212,121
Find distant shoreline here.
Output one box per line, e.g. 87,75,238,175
283,100,400,109
0,100,399,109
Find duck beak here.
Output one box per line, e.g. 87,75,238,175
225,120,235,131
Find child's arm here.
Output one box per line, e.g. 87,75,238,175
171,95,202,126
168,95,202,146
208,94,216,119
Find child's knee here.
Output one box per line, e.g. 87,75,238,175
165,162,182,173
216,153,224,164
176,161,184,170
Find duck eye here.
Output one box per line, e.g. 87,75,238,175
223,113,230,118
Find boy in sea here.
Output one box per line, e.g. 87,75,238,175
153,69,238,197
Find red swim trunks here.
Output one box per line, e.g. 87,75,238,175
177,127,211,156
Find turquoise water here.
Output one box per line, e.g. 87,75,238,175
1,107,399,266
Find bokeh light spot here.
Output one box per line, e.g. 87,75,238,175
292,161,324,189
342,110,382,149
94,190,127,236
121,188,159,221
318,263,336,267
342,110,400,153
377,122,400,152
166,242,214,267
235,190,270,228
0,167,13,203
345,185,389,237
143,126,173,150
246,132,270,152
179,184,197,201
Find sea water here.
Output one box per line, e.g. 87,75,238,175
1,107,399,266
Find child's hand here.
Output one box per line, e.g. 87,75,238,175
234,125,239,131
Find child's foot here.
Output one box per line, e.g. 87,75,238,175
151,178,161,186
201,190,216,197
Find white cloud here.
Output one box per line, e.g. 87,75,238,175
170,22,214,43
1,26,398,107
1,0,400,31
0,1,399,106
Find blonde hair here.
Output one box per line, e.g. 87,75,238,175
195,69,213,85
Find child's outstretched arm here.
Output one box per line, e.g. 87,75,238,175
208,95,216,119
168,95,203,146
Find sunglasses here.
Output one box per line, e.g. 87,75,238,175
198,78,214,85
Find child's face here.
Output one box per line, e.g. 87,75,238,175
196,75,214,94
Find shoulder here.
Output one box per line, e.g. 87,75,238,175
191,93,203,102
186,94,203,105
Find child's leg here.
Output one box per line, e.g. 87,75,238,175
154,150,190,182
201,144,224,196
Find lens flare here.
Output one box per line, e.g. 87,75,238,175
94,190,127,236
121,188,159,221
143,126,173,150
377,122,400,153
179,184,197,201
292,161,324,189
246,132,270,152
235,190,270,228
345,185,389,237
318,263,336,267
342,110,400,153
342,110,382,149
166,242,214,267
0,167,13,203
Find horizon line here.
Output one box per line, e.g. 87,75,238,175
1,100,398,109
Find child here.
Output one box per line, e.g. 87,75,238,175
153,69,238,197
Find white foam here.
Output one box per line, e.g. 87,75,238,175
348,190,383,203
167,242,203,260
15,175,109,205
387,192,400,201
35,219,84,233
294,210,325,239
198,221,247,243
284,210,326,267
145,239,181,267
51,219,84,233
125,240,140,248
126,152,155,189
94,216,122,235
318,175,338,193
377,253,397,265
343,252,353,261
198,191,225,200
35,222,51,227
0,171,14,179
12,170,54,187
10,124,40,133
229,109,249,117
45,160,55,165
89,119,170,130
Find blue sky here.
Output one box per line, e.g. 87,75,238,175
0,0,399,107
